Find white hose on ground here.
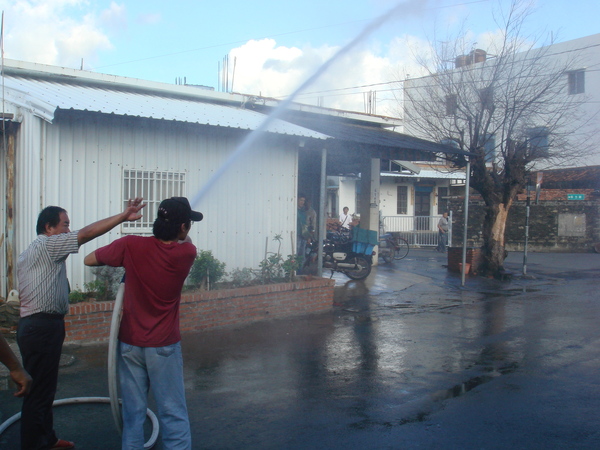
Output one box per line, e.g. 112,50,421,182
0,397,159,448
0,282,160,449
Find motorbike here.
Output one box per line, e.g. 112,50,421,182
306,230,372,280
378,233,410,263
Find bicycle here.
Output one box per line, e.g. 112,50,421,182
378,233,410,263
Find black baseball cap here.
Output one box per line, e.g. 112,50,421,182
157,197,203,223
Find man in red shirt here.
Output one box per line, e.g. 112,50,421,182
84,197,202,450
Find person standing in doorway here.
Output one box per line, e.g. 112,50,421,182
437,212,449,252
17,198,145,450
297,194,308,268
84,197,202,450
305,198,317,242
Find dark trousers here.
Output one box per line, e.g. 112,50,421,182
17,314,65,450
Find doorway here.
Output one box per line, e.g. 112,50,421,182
414,190,431,230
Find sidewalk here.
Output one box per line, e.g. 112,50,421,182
1,249,599,449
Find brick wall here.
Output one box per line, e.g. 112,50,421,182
449,191,600,252
64,278,335,344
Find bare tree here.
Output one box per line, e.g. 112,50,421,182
403,1,595,276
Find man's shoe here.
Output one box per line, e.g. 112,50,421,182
51,439,75,449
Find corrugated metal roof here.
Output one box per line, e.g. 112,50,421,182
271,113,468,156
3,75,328,139
381,169,466,179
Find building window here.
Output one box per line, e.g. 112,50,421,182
479,86,494,110
437,187,448,214
123,169,186,232
483,134,496,163
568,70,585,95
397,186,408,215
445,94,457,116
527,127,550,158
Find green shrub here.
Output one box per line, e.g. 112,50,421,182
188,250,226,289
68,290,86,304
90,266,125,300
228,267,257,288
256,235,299,284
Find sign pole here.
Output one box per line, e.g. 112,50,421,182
523,180,530,275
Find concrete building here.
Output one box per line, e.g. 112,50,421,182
403,33,600,167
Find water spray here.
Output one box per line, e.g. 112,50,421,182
191,1,426,208
1,2,429,445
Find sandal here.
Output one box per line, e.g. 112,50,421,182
51,439,75,449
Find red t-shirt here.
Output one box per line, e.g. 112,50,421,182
95,235,196,347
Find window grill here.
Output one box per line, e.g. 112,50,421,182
123,169,186,232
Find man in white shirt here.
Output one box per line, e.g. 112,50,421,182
339,206,351,230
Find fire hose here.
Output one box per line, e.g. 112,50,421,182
0,283,159,449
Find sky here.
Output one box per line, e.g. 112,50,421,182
1,0,598,115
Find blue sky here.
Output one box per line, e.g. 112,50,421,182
1,0,598,113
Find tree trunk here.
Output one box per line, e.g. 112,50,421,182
480,202,511,276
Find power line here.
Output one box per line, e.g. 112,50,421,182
93,0,492,71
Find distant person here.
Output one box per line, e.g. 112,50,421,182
0,334,31,397
437,212,449,252
17,198,145,450
339,206,351,231
305,198,317,241
84,197,202,450
297,194,308,267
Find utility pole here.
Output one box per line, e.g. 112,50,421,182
523,177,531,275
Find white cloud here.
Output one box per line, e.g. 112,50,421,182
229,38,407,113
100,1,127,33
137,12,161,25
1,0,114,68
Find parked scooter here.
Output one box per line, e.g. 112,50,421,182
306,230,372,280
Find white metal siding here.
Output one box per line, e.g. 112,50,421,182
24,113,299,289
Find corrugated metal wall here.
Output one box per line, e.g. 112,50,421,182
13,111,299,292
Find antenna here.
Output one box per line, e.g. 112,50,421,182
1,10,6,140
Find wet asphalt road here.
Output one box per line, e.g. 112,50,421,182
1,248,600,449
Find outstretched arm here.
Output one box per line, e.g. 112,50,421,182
0,335,32,397
84,251,100,266
78,198,146,246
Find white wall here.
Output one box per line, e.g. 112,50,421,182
404,34,600,167
14,112,300,290
337,177,357,218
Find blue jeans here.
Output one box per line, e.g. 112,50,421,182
118,341,191,450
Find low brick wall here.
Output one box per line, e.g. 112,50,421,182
447,247,483,275
64,277,335,344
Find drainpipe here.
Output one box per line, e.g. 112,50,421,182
461,158,471,287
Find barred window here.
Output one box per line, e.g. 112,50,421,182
397,186,408,215
479,86,494,110
445,94,457,116
568,70,585,95
123,170,186,232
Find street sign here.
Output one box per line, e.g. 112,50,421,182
567,194,585,200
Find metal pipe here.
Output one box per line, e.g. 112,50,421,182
461,159,471,287
523,183,530,275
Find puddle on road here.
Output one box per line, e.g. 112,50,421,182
348,362,519,430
